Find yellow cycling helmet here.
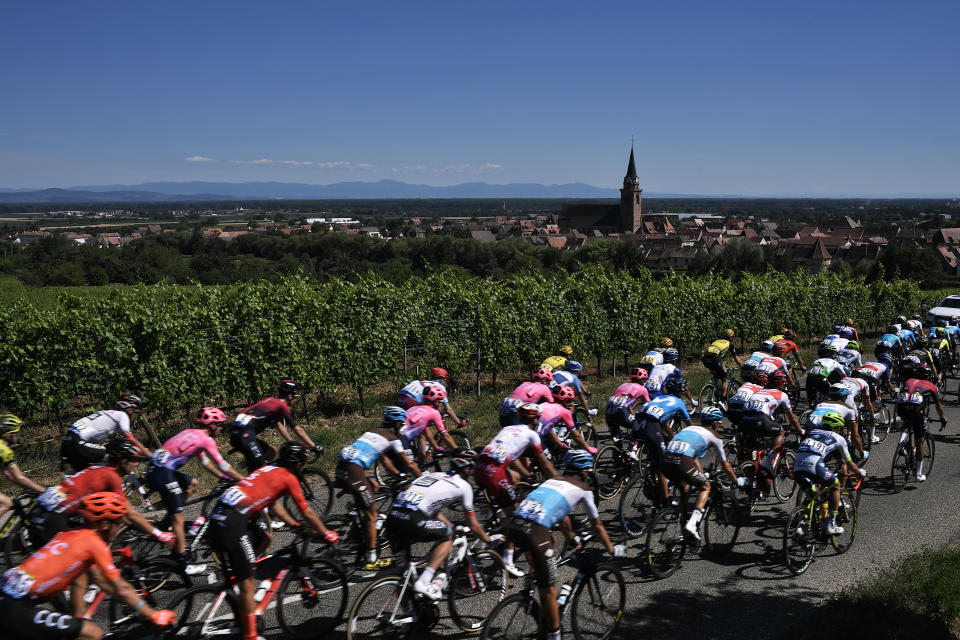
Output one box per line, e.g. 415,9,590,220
844,317,854,326
560,345,574,357
0,413,22,435
659,337,674,348
722,329,735,339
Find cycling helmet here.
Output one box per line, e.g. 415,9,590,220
659,337,674,348
533,367,554,383
783,329,797,341
662,347,679,363
116,394,143,411
79,492,128,522
753,370,769,387
915,335,928,348
846,340,861,352
518,403,542,421
555,385,576,402
896,315,907,325
423,384,447,402
910,361,933,380
820,411,845,432
952,316,960,325
629,366,649,382
0,413,22,435
844,317,854,326
818,343,839,358
828,383,851,400
722,329,735,340
912,313,922,320
700,406,725,423
938,319,949,328
196,407,227,426
936,327,947,338
430,367,449,380
664,377,686,396
105,438,146,461
771,342,788,357
886,325,900,335
769,370,789,391
560,345,574,357
277,379,302,398
449,448,477,473
760,340,774,353
562,449,595,474
278,441,311,467
383,405,408,425
565,360,583,374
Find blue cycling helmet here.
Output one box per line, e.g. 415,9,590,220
700,406,725,423
663,347,679,363
565,360,583,374
383,406,408,424
664,377,686,396
828,383,851,400
563,449,595,474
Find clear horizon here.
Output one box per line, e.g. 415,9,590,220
2,1,958,196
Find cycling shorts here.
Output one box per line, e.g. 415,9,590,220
334,461,374,509
385,508,452,555
473,457,515,507
59,432,107,471
145,464,193,514
0,595,84,640
507,518,557,589
396,395,419,411
207,504,268,582
661,454,708,489
229,426,270,472
701,355,727,380
895,404,928,437
604,407,634,439
27,509,71,549
793,453,837,487
630,418,666,469
740,412,782,438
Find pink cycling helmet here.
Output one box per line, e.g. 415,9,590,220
533,367,554,383
423,384,447,402
556,385,575,401
197,407,227,425
629,366,648,382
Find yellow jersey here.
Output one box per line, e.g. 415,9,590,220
0,440,15,469
541,355,567,372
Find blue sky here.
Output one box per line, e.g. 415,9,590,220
1,1,958,196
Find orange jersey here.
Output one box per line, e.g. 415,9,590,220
218,465,309,517
3,529,120,600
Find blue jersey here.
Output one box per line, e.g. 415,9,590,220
638,395,690,425
897,329,915,345
947,326,960,337
551,370,583,393
665,425,724,460
876,334,902,350
796,429,851,462
513,478,599,529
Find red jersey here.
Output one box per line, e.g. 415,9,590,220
218,465,309,517
2,529,120,600
898,378,938,406
773,339,799,358
235,397,294,434
37,465,123,514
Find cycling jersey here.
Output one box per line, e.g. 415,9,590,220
233,397,293,434
606,382,650,411
217,464,309,517
540,355,567,372
664,426,725,460
794,429,852,486
821,335,849,351
838,377,869,411
773,339,799,359
876,333,902,351
858,361,891,384
836,349,863,371
804,402,856,428
551,370,583,392
339,429,406,470
743,388,792,417
897,378,938,408
501,382,554,415
743,351,769,368
636,395,690,425
905,319,922,333
399,405,447,441
514,477,599,529
727,382,763,415
703,339,736,360
68,410,131,442
537,402,575,439
397,380,449,407
36,465,122,514
1,529,120,600
758,356,789,375
479,426,543,465
150,428,229,472
897,329,916,345
808,357,848,379
645,364,682,398
0,440,14,469
832,325,859,340
392,471,474,516
640,349,664,368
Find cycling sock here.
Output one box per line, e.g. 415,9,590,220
898,432,908,445
503,548,515,565
916,460,924,475
869,426,876,440
419,567,436,586
686,509,703,529
366,549,377,564
548,628,561,640
244,613,258,640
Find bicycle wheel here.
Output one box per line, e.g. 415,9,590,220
594,445,631,500
479,592,541,640
922,433,936,477
697,383,716,409
890,441,911,493
773,450,797,503
448,429,472,450
830,490,858,554
346,575,417,640
448,549,510,633
277,556,348,639
782,506,815,575
645,506,686,579
108,558,191,631
570,562,625,640
873,403,891,444
735,461,760,515
165,584,242,640
2,519,33,569
282,466,333,517
703,491,741,555
618,473,657,538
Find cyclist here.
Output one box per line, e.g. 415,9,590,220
551,360,596,418
0,414,47,519
398,387,459,467
727,371,765,445
739,370,803,484
793,411,867,535
895,365,946,482
832,318,860,341
397,367,467,428
604,367,650,441
875,327,906,361
631,378,692,500
509,449,625,640
499,368,555,427
772,329,806,384
386,450,495,599
146,407,245,567
474,403,557,576
946,317,960,355
336,406,422,570
904,335,942,386
929,328,953,376
806,344,848,403
853,362,895,444
836,340,863,372
541,344,574,372
230,379,321,472
0,492,176,640
662,407,744,539
60,395,150,471
638,338,672,372
894,322,917,350
538,386,596,456
30,439,174,549
701,329,743,401
208,441,339,640
818,383,866,460
646,348,697,407
905,314,923,334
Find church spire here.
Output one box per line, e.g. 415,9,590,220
624,146,639,186
619,145,642,232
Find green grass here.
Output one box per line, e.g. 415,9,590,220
0,276,117,310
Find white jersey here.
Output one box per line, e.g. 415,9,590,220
646,363,679,393
808,401,857,427
391,471,474,516
743,389,792,417
839,377,869,411
481,425,543,465
809,358,847,378
728,382,763,411
69,410,131,443
823,335,850,351
514,477,599,528
758,356,789,375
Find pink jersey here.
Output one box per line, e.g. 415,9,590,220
480,426,543,465
508,382,554,403
151,428,228,471
537,402,575,437
607,382,650,410
400,405,447,440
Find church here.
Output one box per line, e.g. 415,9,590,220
558,148,643,234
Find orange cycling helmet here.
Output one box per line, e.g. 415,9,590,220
533,367,554,383
80,491,128,522
430,367,449,380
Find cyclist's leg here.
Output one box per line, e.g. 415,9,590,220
208,505,258,640
509,519,558,639
230,426,266,472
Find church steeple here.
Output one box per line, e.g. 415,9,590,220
619,145,642,232
624,147,639,187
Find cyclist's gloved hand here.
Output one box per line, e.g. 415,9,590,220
588,408,598,417
691,400,699,408
458,418,468,427
736,476,747,487
324,530,340,546
150,609,177,627
858,468,867,478
311,444,325,455
587,446,598,455
152,529,175,547
612,544,626,557
488,533,504,545
862,451,870,461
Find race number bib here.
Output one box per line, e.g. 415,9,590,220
501,398,524,413
339,446,361,462
1,567,36,599
800,438,829,455
150,449,171,466
233,413,255,427
37,486,68,511
220,486,247,507
484,445,510,464
746,399,768,412
665,440,690,455
609,396,632,409
394,490,425,510
515,498,546,523
810,364,828,377
644,405,665,419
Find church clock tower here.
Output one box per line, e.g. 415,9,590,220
619,147,643,233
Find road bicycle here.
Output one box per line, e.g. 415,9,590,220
223,445,334,517
782,474,860,575
644,468,742,579
479,533,625,640
164,535,347,640
347,525,510,638
593,438,645,501
697,366,741,410
373,427,472,484
734,432,797,513
570,405,600,448
1,492,37,569
890,410,943,492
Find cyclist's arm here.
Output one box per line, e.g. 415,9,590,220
386,447,421,477
2,463,45,494
588,516,616,555
291,424,317,449
443,402,465,427
463,510,491,544
124,433,152,456
533,449,557,479
89,564,165,621
199,453,244,481
722,459,739,484
786,410,803,434
577,390,590,414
